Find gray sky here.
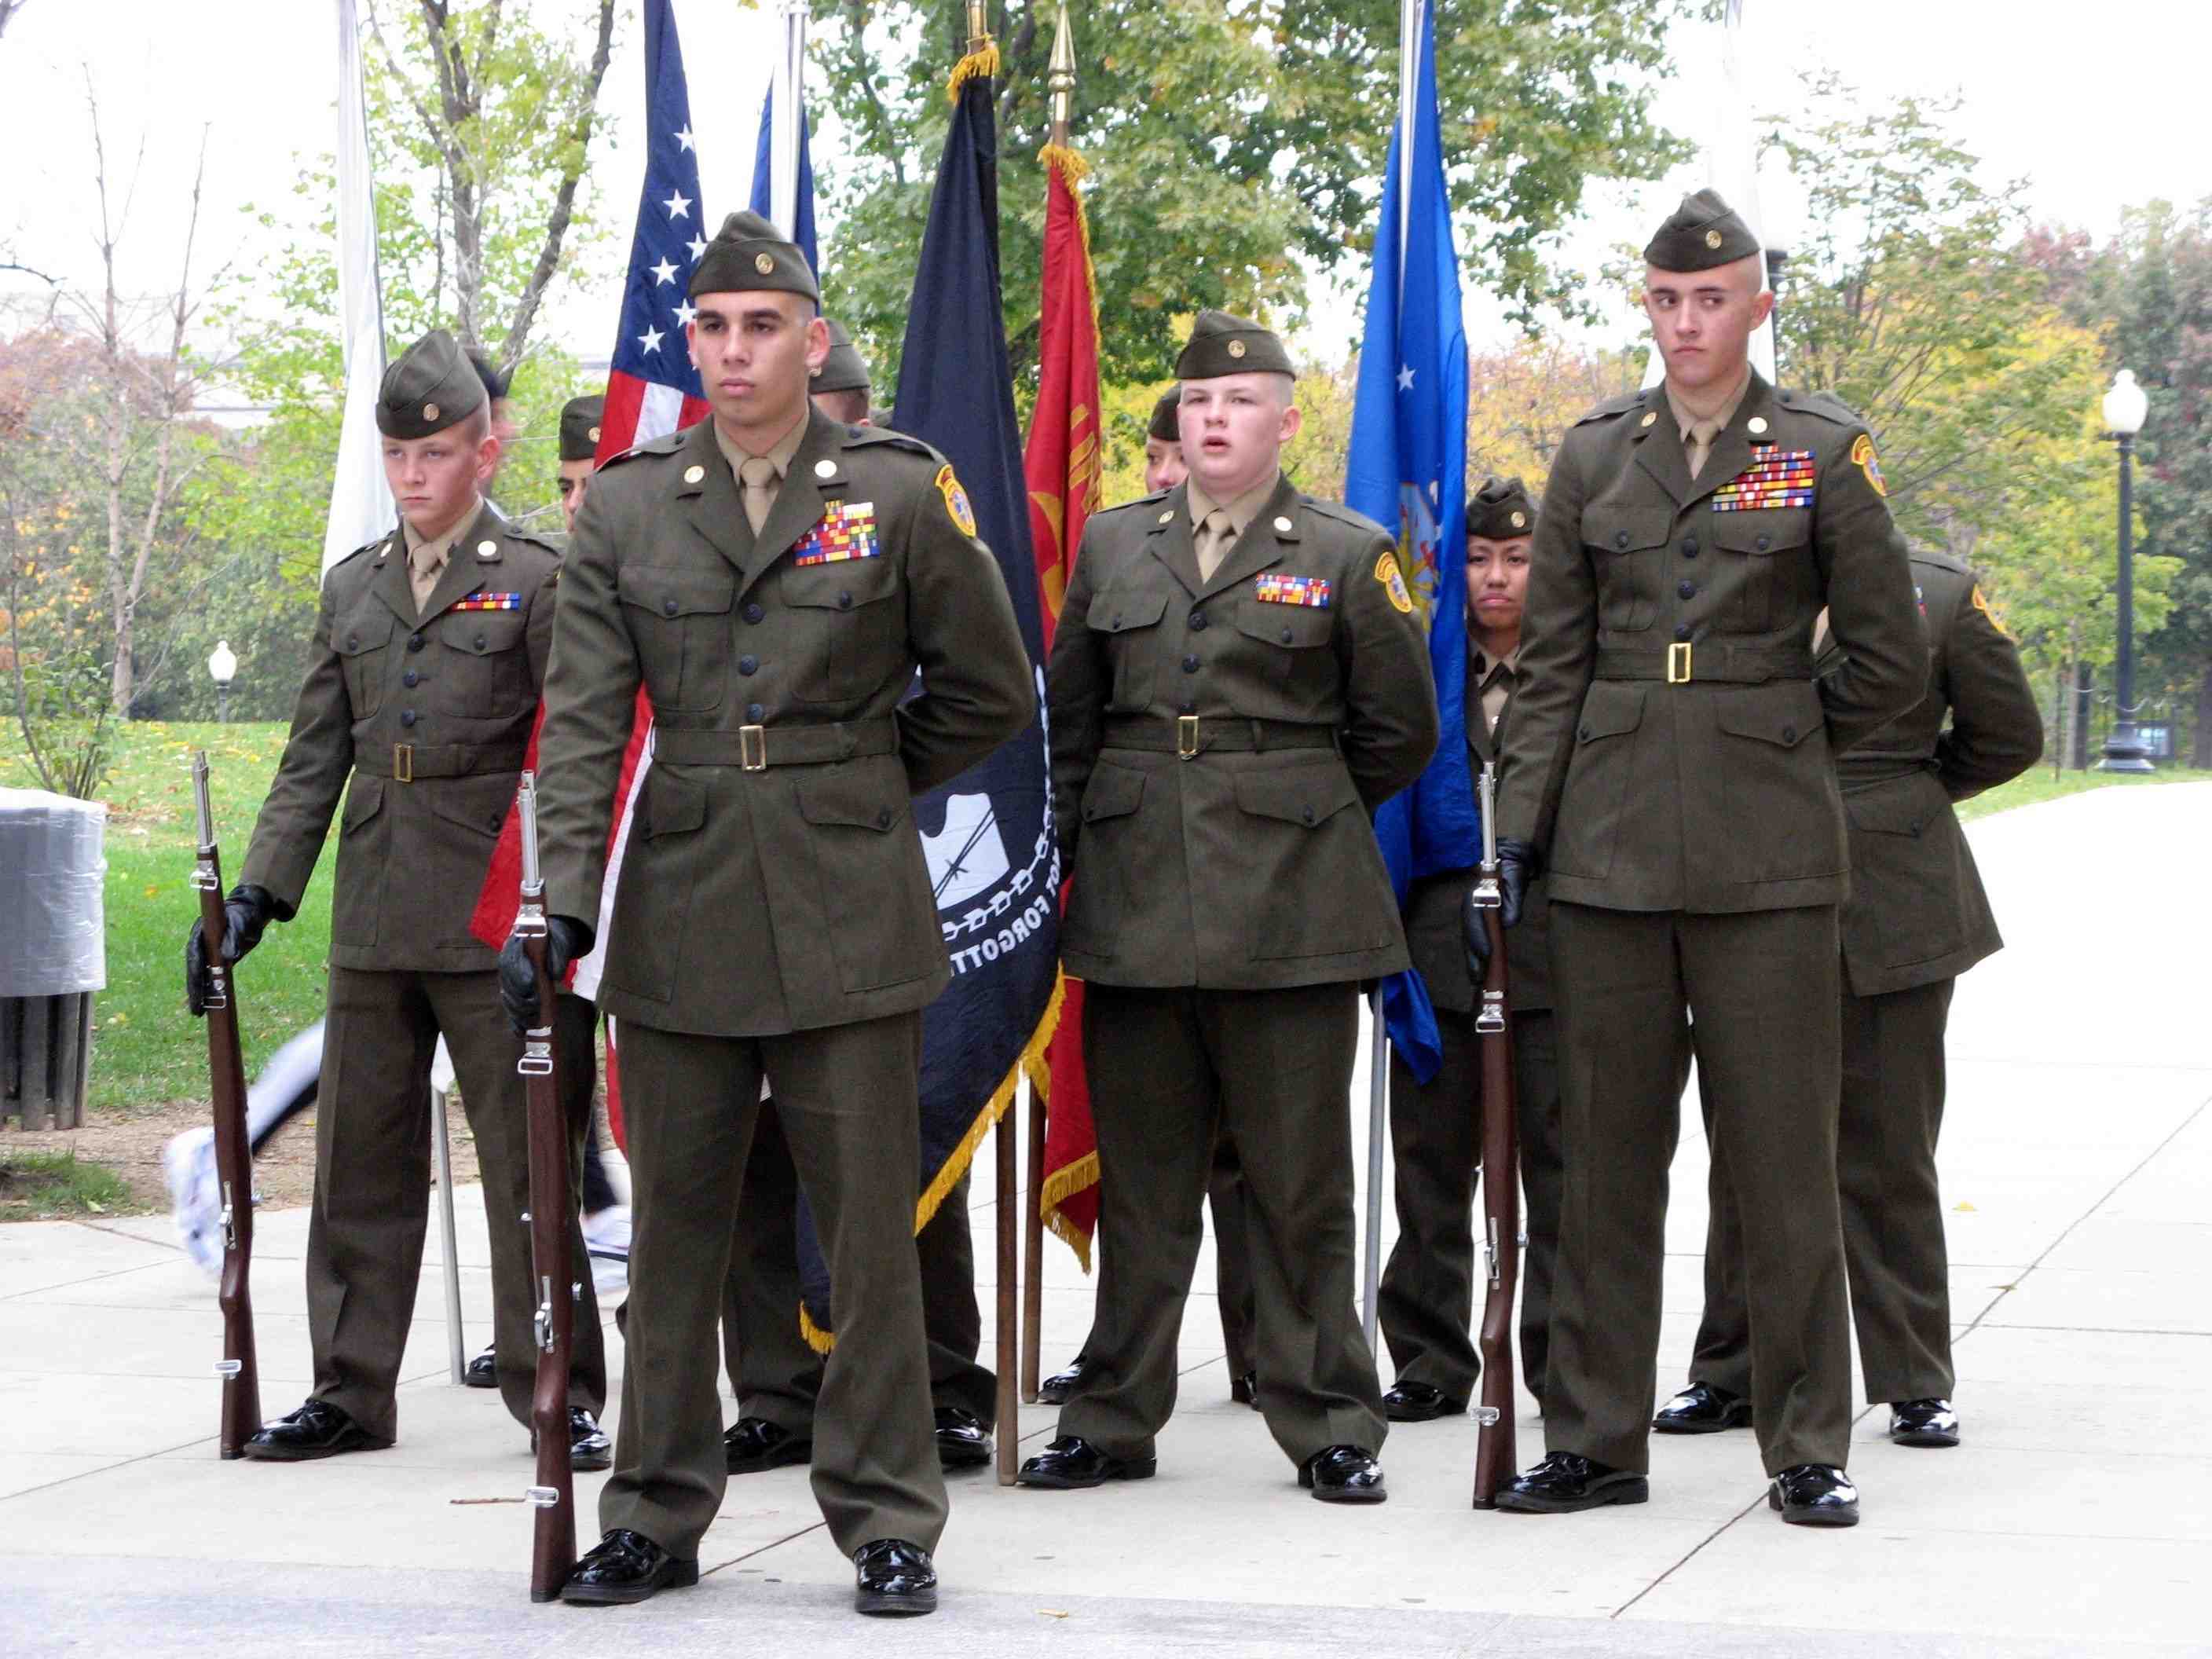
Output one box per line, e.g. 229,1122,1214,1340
4,0,2208,367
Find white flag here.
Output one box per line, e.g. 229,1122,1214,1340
324,0,396,573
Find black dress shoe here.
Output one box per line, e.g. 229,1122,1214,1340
1299,1445,1387,1503
724,1415,812,1475
1492,1450,1649,1513
1769,1463,1859,1527
934,1406,994,1470
854,1538,937,1617
569,1407,612,1471
1888,1397,1961,1448
241,1399,393,1462
463,1345,498,1389
560,1529,699,1606
1383,1380,1468,1423
1016,1435,1156,1489
1036,1352,1090,1406
1230,1369,1258,1407
1652,1381,1753,1434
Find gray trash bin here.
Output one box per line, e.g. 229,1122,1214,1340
0,787,108,1130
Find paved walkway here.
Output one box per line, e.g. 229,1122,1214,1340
5,783,2209,1657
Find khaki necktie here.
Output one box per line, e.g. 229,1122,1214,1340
409,541,448,613
1195,509,1234,582
1685,419,1722,481
738,456,779,535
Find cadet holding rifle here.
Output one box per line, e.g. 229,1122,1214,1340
183,328,608,1467
184,751,261,1459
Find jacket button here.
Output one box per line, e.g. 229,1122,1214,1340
1782,725,1797,743
743,602,764,624
403,670,419,688
1615,530,1630,549
1111,613,1123,629
1300,806,1315,826
1085,804,1097,821
474,632,487,650
738,654,758,676
745,702,765,722
346,632,359,650
1182,655,1199,673
1681,537,1700,558
1674,624,1692,642
1578,725,1591,742
1188,611,1207,630
1677,580,1696,599
875,808,892,830
408,633,425,652
837,591,852,610
1179,698,1197,715
662,597,679,617
1756,534,1771,551
1280,627,1295,644
400,709,417,728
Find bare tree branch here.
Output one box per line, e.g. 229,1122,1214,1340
502,0,616,368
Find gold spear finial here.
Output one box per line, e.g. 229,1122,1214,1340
967,0,990,54
1048,2,1076,148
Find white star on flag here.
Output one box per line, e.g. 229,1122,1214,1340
1397,364,1415,391
638,326,665,355
673,299,698,328
663,190,691,220
650,257,679,287
687,233,709,261
675,126,696,152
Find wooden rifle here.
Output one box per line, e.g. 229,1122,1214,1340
191,752,262,1459
513,772,577,1602
1469,760,1521,1508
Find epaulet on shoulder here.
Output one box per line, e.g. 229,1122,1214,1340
1908,547,1970,577
504,527,562,558
601,429,687,469
844,425,945,465
1573,387,1648,428
1092,490,1165,522
1774,387,1864,428
1300,496,1392,540
332,537,382,570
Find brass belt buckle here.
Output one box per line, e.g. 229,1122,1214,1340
393,742,414,782
1176,714,1200,760
738,724,767,771
1666,642,1694,685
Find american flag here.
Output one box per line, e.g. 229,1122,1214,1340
471,0,709,1135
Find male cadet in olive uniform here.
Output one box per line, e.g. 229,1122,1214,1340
1037,383,1263,1411
718,316,999,1480
1019,311,1437,1504
507,213,1031,1616
1489,191,1925,1527
1662,549,2041,1449
555,394,606,531
1381,475,1573,1419
184,328,608,1463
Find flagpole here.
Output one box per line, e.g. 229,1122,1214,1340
771,0,808,237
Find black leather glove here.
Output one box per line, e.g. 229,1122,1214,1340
184,884,283,1017
1461,838,1538,978
498,915,591,1037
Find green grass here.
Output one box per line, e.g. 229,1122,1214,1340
0,1149,135,1218
1953,764,2212,824
5,720,336,1113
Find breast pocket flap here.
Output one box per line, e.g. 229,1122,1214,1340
1584,510,1673,555
1711,515,1811,556
1085,589,1170,635
438,611,529,655
781,555,899,611
335,613,395,656
621,569,736,620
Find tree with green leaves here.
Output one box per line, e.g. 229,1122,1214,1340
811,0,1694,395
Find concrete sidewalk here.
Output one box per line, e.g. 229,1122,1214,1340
4,783,2208,1657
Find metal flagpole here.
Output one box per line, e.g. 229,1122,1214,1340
430,1042,467,1384
1363,0,1423,1353
771,0,808,237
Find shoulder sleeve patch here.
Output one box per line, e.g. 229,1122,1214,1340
1850,432,1888,496
1375,550,1415,613
935,463,978,537
1968,583,2009,639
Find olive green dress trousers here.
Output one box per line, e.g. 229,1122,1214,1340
1691,976,1959,1404
723,1100,997,1432
307,967,606,1442
1063,982,1388,1467
600,1012,948,1560
1544,902,1853,1477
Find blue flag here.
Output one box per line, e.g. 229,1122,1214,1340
749,86,819,275
1344,0,1474,1083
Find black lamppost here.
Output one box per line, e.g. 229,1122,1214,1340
207,639,236,725
2099,372,2153,772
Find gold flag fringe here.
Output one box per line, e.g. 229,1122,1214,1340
947,42,1001,101
796,967,1068,1355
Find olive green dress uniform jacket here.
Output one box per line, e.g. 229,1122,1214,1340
533,408,1035,1030
1049,477,1437,986
1827,551,2043,996
240,503,556,944
1498,372,1926,896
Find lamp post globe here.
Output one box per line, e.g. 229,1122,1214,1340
207,639,237,725
2098,372,2155,772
